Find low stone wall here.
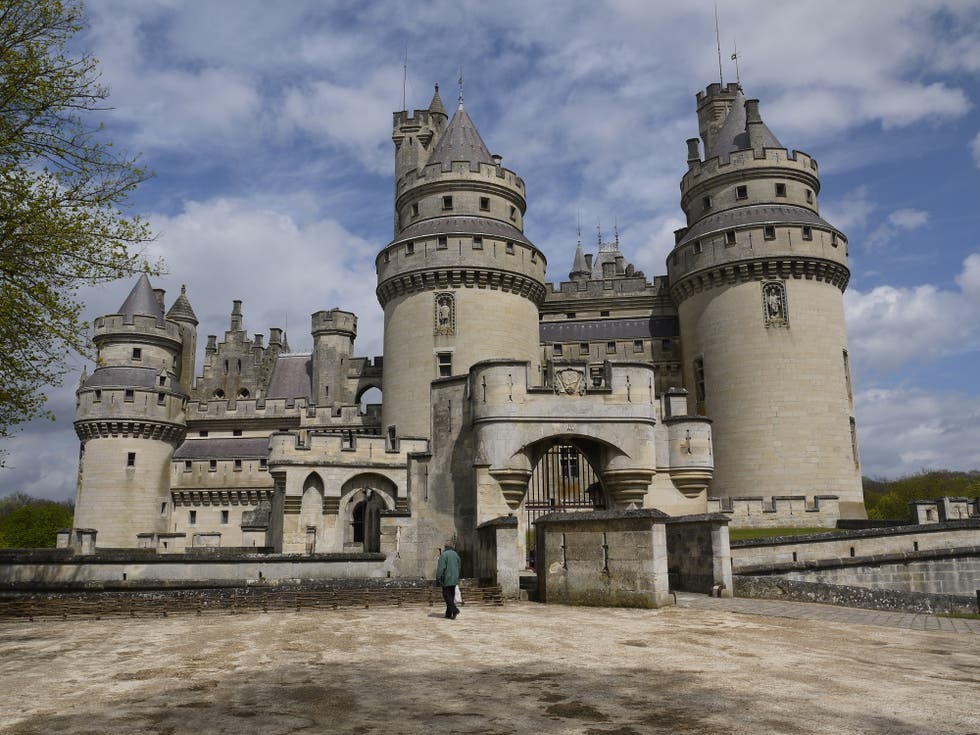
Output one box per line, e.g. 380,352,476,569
0,549,388,590
731,520,980,570
665,515,732,594
734,575,978,615
707,495,839,529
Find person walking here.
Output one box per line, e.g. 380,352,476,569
436,541,461,619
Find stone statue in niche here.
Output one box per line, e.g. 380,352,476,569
434,292,455,336
554,368,586,396
762,280,788,327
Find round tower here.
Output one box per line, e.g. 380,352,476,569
311,308,357,406
73,275,188,547
378,88,547,437
667,85,864,518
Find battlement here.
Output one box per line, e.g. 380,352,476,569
396,159,525,195
695,82,742,103
268,430,428,464
311,309,357,337
94,313,182,345
392,108,438,129
682,147,818,194
707,495,841,529
185,396,382,428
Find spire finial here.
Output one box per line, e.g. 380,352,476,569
614,220,620,247
731,39,741,88
715,3,724,86
457,66,464,109
402,45,408,111
577,211,582,247
596,219,602,248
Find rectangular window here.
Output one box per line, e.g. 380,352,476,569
553,344,563,357
411,202,419,217
843,350,853,399
442,195,453,210
764,225,776,240
234,459,242,471
472,236,483,249
662,338,672,352
160,502,167,516
479,196,490,211
184,460,192,472
693,241,703,254
606,341,616,354
633,340,644,353
259,458,268,470
806,189,814,204
509,205,517,221
124,389,134,402
199,431,208,437
775,183,787,197
566,312,576,319
850,417,859,465
702,195,712,210
233,430,242,437
600,310,610,317
127,452,136,467
221,510,229,525
437,235,448,250
159,375,166,386
94,390,102,402
208,459,217,472
189,510,197,526
505,241,515,255
383,251,390,264
735,185,748,200
406,241,415,255
157,392,166,405
725,230,736,246
831,232,839,247
132,347,142,361
530,250,537,262
437,352,452,378
579,343,589,356
802,226,812,240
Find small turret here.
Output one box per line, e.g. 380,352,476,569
166,285,198,392
569,240,590,282
311,309,358,406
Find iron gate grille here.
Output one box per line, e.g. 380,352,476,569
526,444,604,530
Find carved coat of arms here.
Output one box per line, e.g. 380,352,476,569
554,368,586,396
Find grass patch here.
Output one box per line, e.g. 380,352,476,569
729,527,836,541
939,612,980,620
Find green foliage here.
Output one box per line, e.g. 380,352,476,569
0,492,73,547
863,470,980,520
0,0,156,444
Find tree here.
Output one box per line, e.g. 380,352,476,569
0,0,155,446
0,498,73,547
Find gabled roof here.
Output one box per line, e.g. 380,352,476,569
426,105,494,170
265,353,312,401
118,274,164,326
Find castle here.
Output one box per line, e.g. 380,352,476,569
71,81,864,580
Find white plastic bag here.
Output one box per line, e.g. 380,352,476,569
454,585,462,605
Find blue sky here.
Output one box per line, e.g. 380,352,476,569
3,0,980,500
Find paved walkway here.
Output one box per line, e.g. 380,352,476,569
675,592,980,633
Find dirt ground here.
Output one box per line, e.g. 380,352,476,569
0,602,977,735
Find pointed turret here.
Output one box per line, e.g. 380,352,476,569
569,240,590,282
167,285,198,391
426,105,494,170
428,83,447,120
705,93,782,160
118,273,165,326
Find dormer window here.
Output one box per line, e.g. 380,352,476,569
442,195,453,210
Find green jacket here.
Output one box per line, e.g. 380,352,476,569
436,548,461,586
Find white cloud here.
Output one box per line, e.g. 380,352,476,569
867,208,930,250
845,253,980,373
856,386,980,477
819,186,876,232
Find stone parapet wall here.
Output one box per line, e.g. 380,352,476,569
707,495,840,529
734,575,977,615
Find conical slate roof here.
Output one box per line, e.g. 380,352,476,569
706,93,782,159
118,273,165,326
166,284,198,324
569,241,590,279
427,105,494,169
428,84,447,117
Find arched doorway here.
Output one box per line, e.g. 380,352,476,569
351,492,386,553
340,473,396,553
523,441,606,568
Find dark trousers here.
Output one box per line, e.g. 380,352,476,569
442,585,459,618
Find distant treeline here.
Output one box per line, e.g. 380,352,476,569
0,492,74,548
863,470,980,520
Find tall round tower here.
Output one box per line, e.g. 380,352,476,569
667,84,864,518
378,87,547,437
73,275,189,546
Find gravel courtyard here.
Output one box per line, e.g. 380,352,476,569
0,601,977,734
